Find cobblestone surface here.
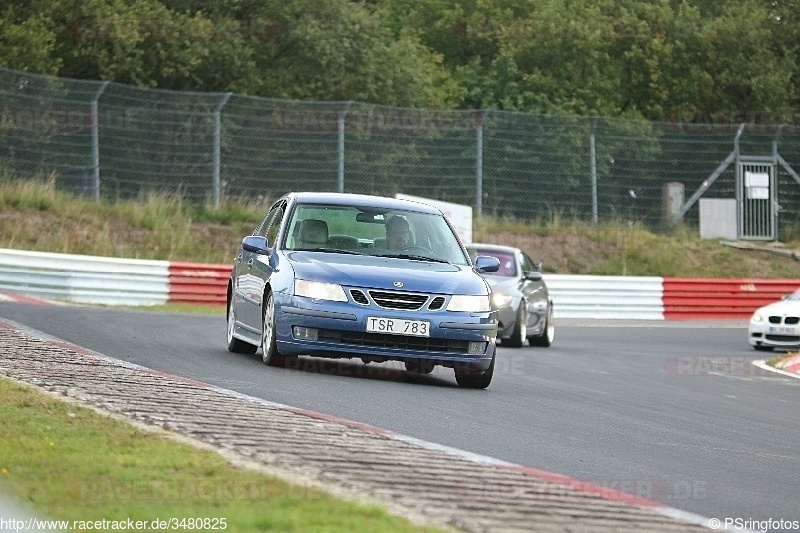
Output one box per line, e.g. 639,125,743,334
0,324,709,532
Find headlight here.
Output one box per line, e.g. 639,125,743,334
447,294,491,312
295,280,347,302
491,292,513,308
751,313,763,323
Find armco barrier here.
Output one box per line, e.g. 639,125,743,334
168,262,230,305
543,274,665,320
663,278,800,319
2,248,799,319
0,248,169,306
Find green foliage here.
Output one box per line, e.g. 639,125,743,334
2,0,798,117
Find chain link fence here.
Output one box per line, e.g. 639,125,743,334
2,66,800,237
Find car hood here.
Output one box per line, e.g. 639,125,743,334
286,252,489,295
756,299,800,316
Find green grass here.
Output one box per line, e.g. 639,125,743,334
765,352,800,368
118,303,226,314
0,378,441,532
1,179,799,277
0,178,261,263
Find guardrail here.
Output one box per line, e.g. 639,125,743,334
662,278,800,319
2,248,798,319
0,248,169,306
168,262,229,306
543,274,665,320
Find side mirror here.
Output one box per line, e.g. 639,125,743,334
525,271,543,281
475,255,500,273
242,235,269,254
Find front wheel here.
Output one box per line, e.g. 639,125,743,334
261,292,287,366
454,350,495,389
504,303,527,348
227,298,257,354
529,303,554,347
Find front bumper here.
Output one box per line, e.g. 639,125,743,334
275,297,497,370
749,323,800,349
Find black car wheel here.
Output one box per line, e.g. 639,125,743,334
529,303,554,347
454,349,495,389
227,297,257,354
505,303,527,348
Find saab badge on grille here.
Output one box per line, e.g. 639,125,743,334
394,281,404,288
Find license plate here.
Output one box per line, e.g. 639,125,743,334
366,317,430,337
769,326,798,335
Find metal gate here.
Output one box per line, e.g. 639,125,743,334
737,158,777,240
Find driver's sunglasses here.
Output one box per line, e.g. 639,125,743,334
388,231,409,237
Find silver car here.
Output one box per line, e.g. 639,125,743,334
466,243,554,348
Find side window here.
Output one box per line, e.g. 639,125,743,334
265,205,285,245
520,253,534,276
257,201,286,245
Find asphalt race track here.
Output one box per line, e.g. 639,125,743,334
2,301,798,527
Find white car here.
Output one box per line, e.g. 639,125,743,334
749,288,800,351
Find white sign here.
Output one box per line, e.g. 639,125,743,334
395,194,473,243
745,171,769,188
747,186,770,200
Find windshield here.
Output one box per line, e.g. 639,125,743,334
284,203,469,265
788,289,800,301
466,249,517,277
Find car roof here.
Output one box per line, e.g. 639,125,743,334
465,243,521,253
287,192,443,214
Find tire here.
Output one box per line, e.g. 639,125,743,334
529,302,554,347
454,349,495,389
504,303,527,348
261,291,287,366
405,359,435,374
227,298,257,354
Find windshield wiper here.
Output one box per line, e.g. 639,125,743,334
381,253,449,263
297,248,366,255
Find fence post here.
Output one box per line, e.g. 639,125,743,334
212,92,233,207
91,81,110,201
590,117,598,224
476,110,488,217
338,102,353,193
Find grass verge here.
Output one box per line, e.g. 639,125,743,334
765,352,800,369
1,179,799,277
0,377,440,532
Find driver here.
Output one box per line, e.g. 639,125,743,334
385,215,411,250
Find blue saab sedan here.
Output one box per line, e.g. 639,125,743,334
226,192,501,388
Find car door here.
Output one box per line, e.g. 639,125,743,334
519,251,547,328
237,200,286,329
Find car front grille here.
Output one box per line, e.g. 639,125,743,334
317,329,470,353
769,316,799,325
428,296,446,310
765,334,800,342
350,289,369,305
369,290,428,310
